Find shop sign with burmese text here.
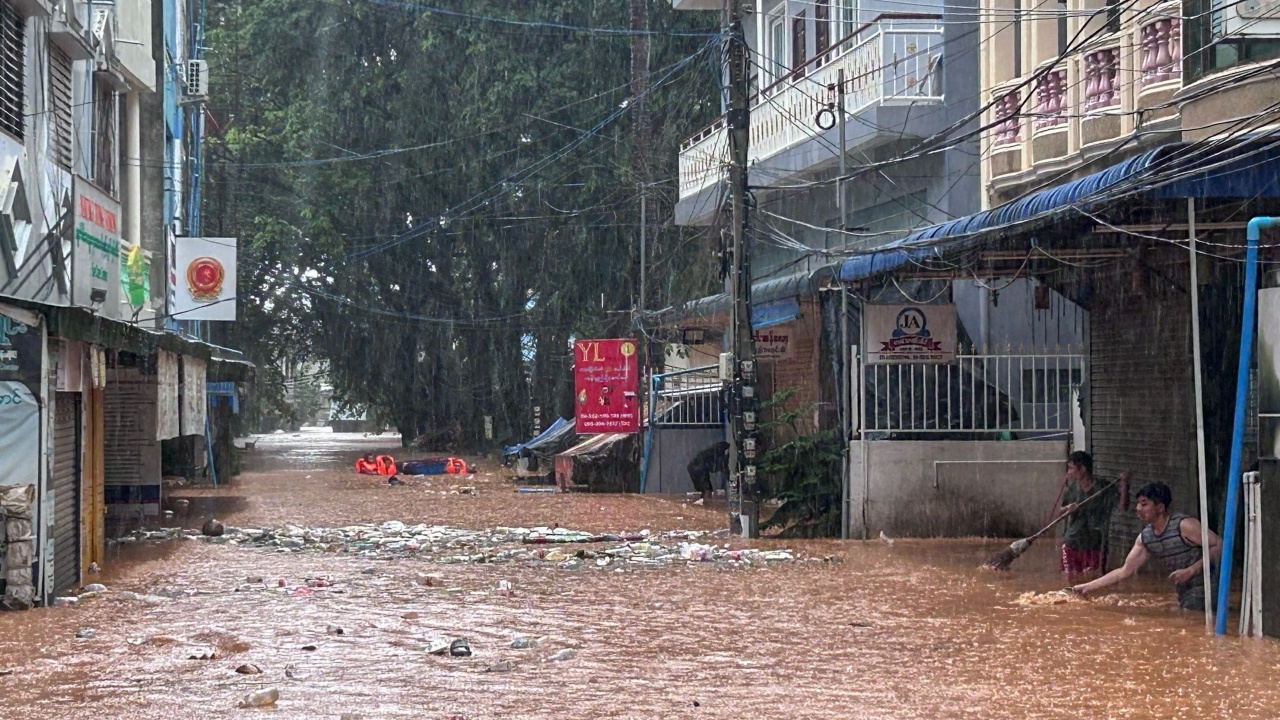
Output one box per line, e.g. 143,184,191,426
574,339,639,433
864,304,957,364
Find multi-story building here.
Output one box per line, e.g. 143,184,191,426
660,1,1088,535
0,0,245,607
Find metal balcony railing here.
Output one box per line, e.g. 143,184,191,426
678,14,945,201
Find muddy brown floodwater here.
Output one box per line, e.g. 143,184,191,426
2,429,1280,719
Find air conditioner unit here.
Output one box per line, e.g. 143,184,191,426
183,60,209,97
1218,0,1280,38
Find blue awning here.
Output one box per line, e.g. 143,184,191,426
839,138,1280,283
839,147,1172,282
751,297,800,329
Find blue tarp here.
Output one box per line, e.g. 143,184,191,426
503,417,576,457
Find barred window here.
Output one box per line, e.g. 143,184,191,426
49,44,72,169
0,1,23,142
92,78,116,195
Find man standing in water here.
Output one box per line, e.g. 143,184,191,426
1059,451,1129,576
1072,482,1222,610
687,441,729,501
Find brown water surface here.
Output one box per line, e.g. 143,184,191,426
1,430,1277,719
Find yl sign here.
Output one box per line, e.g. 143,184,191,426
864,304,958,364
574,339,639,434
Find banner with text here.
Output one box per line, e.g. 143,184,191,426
753,325,795,362
864,304,958,364
574,338,639,434
72,179,122,319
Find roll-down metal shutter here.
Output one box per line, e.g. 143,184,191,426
53,392,82,594
1089,294,1195,568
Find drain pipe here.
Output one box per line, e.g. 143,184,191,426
1216,216,1276,635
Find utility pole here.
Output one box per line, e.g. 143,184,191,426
639,182,648,371
632,0,652,376
836,68,847,233
726,0,758,537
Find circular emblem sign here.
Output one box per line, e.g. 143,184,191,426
187,257,225,302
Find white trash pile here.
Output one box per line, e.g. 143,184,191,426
110,522,802,568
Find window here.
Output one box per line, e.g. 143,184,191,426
1013,0,1023,77
49,45,73,169
815,0,830,56
768,14,787,84
840,0,859,41
1104,0,1121,34
92,79,117,195
791,10,807,73
1057,0,1068,56
1184,0,1280,81
0,1,23,141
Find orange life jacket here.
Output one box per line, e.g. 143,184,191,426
445,457,467,474
376,455,397,475
355,458,379,474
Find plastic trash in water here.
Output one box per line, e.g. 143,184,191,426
549,648,574,662
239,688,280,708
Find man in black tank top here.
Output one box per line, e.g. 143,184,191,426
1071,482,1222,610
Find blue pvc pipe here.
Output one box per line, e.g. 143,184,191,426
1216,217,1276,634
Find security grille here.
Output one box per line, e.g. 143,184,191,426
0,1,23,141
50,44,73,169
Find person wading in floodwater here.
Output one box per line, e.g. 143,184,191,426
1071,482,1222,610
687,441,729,501
1058,451,1129,577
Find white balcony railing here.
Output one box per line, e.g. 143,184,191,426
678,15,945,201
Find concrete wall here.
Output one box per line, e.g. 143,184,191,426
644,427,724,495
848,440,1067,538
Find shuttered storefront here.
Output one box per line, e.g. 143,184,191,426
1089,290,1197,568
52,392,82,594
104,362,161,530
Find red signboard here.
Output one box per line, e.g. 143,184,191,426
574,338,639,434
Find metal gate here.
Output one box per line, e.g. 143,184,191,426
52,392,82,594
861,351,1085,437
640,366,725,493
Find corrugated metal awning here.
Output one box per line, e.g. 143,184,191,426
838,137,1280,283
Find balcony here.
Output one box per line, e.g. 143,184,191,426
985,2,1183,196
49,0,96,60
678,15,946,217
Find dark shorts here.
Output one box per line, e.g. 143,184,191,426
1061,545,1104,573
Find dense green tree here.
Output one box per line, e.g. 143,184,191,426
203,1,721,446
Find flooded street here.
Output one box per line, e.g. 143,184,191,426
3,431,1280,719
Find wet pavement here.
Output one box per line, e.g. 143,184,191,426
2,430,1280,719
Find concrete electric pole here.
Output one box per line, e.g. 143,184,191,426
726,0,758,537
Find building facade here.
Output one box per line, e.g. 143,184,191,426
0,0,243,607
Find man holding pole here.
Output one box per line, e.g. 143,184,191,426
1058,451,1129,576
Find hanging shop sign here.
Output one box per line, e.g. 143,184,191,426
0,380,39,489
864,303,958,364
174,237,237,321
0,305,43,391
574,338,639,434
753,325,795,362
72,179,122,319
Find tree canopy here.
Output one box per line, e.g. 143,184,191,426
203,0,722,444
